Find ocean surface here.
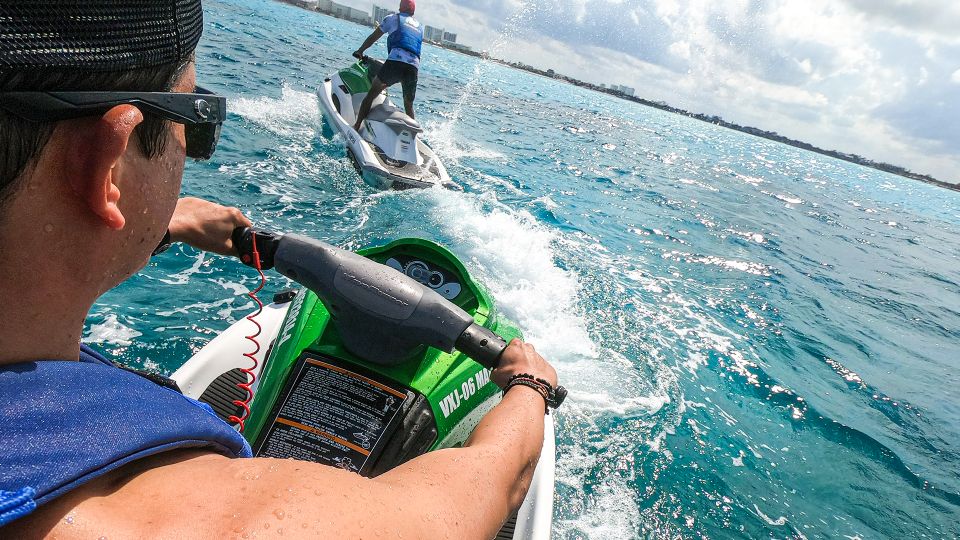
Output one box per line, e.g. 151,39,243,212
85,1,960,537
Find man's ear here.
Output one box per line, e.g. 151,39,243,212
65,104,145,230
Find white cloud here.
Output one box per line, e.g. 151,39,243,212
951,69,960,84
668,41,691,61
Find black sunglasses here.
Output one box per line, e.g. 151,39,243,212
0,87,226,160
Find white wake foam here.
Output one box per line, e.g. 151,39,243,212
231,83,320,140
423,188,657,539
85,313,143,346
426,188,594,361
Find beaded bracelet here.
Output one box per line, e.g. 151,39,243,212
503,377,551,413
506,373,569,410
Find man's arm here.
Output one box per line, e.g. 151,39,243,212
9,341,558,539
167,196,251,256
354,27,385,59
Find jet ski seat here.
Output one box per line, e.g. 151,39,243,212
367,104,423,134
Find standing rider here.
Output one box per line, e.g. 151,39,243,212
352,0,423,132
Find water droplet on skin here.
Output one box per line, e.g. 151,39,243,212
273,509,285,520
277,528,283,536
263,523,270,530
65,516,75,524
43,224,54,233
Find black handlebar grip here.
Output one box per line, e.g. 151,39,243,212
456,323,508,370
233,227,283,270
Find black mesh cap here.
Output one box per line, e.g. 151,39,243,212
0,0,203,71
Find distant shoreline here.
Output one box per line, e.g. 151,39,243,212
449,49,960,193
280,0,958,192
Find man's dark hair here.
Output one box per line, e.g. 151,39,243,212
0,59,190,208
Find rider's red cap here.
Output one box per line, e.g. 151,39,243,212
400,0,415,15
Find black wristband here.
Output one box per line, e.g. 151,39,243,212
151,229,173,256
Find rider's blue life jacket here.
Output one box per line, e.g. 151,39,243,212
387,14,423,58
0,345,252,527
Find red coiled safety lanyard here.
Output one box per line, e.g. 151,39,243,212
228,232,266,433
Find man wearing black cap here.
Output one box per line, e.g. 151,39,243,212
0,1,560,537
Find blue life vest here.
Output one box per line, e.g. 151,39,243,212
387,14,423,58
0,346,252,527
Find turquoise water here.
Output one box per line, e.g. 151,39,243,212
86,1,960,537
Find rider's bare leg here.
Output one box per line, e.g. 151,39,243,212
353,77,388,132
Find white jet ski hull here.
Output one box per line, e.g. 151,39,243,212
317,75,454,191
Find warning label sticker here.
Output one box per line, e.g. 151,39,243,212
256,357,407,473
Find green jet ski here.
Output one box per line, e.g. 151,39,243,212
172,229,559,539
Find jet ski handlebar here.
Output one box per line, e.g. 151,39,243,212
232,227,509,370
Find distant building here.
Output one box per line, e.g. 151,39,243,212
423,25,444,42
606,84,635,96
442,31,457,43
317,1,370,24
372,4,393,24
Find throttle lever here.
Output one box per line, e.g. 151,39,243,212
233,227,283,270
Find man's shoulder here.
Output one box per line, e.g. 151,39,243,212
380,13,399,30
3,452,383,538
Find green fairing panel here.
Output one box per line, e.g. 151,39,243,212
339,62,372,95
243,239,522,448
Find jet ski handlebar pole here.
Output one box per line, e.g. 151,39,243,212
232,227,508,369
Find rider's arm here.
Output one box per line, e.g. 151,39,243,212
11,342,557,539
374,339,557,538
354,26,385,58
167,196,251,256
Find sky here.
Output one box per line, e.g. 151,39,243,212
339,0,960,183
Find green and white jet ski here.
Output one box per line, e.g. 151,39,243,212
317,57,454,191
172,229,557,539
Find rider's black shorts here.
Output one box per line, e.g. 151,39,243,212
378,60,418,102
